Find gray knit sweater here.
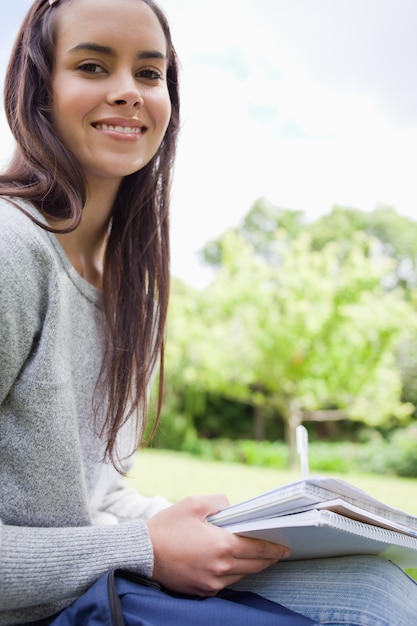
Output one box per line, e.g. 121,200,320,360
0,199,169,625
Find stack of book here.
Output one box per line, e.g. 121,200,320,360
209,475,417,568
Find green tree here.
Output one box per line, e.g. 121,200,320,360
178,230,415,465
203,200,417,291
307,205,417,290
201,197,305,268
306,205,417,415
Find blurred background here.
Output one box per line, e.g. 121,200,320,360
2,1,417,479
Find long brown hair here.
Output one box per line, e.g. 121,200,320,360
0,0,180,470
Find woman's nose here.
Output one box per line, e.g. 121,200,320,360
107,73,144,108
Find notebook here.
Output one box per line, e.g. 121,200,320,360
208,475,417,569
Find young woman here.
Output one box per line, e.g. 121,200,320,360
0,1,416,625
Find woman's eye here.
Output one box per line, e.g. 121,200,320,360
78,63,104,75
138,68,163,81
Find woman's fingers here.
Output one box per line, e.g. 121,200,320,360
230,533,290,563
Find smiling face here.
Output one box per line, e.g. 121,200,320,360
51,0,172,191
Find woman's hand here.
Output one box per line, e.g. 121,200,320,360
145,494,290,596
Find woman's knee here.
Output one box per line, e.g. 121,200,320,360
233,556,417,626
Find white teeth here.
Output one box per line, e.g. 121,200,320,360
96,123,142,134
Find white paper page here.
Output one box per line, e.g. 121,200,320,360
209,475,417,530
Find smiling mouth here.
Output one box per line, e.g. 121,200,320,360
93,123,144,134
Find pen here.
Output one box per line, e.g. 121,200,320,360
296,425,309,479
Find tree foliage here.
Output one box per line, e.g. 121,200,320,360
308,205,417,289
203,199,417,290
163,201,417,463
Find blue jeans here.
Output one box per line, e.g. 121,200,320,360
232,555,417,625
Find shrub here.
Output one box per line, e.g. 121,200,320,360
153,417,417,477
308,442,357,474
386,426,417,476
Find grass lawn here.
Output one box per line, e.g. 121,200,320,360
127,448,417,514
127,448,417,581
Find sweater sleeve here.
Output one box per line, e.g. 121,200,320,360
89,452,171,526
0,519,154,614
94,474,172,525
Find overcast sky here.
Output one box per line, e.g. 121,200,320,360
2,1,417,286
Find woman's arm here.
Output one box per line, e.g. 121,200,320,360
0,519,153,612
91,463,171,525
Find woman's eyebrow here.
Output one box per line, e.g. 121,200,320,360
68,42,166,61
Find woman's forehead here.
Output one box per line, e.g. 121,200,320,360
53,0,168,54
